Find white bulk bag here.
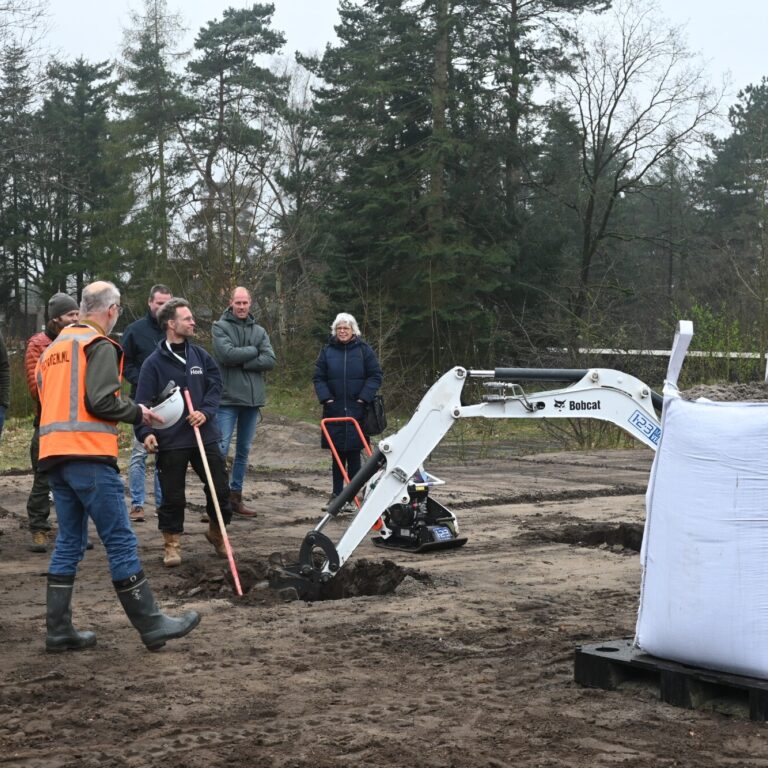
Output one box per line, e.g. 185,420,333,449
635,322,768,677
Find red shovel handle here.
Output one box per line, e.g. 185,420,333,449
182,388,243,597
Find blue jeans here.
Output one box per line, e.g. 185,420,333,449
216,406,261,492
128,435,163,507
48,462,142,581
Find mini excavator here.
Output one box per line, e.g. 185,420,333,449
271,362,664,599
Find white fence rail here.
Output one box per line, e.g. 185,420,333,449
548,348,768,381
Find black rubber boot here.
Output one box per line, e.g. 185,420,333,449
45,573,97,652
114,570,200,651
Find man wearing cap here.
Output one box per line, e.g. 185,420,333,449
122,284,173,522
36,280,199,652
135,298,232,567
24,292,80,552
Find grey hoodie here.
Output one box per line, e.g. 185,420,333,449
212,308,276,407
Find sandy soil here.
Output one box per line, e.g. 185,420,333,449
1,416,766,768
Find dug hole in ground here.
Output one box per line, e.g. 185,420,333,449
1,396,766,768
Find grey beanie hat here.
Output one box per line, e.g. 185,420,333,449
48,292,79,319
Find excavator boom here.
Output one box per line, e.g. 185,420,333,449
269,359,664,599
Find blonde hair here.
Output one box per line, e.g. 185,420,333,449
331,312,360,336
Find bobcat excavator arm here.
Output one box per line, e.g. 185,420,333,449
271,361,664,599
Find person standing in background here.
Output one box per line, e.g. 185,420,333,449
135,298,233,567
25,292,80,552
212,286,276,518
121,284,173,522
313,312,382,508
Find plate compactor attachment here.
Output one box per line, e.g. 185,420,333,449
372,477,467,553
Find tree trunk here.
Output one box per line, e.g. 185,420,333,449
504,0,521,223
428,0,450,369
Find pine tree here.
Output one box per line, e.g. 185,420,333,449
119,0,189,281
0,41,35,329
301,0,624,373
37,58,135,295
180,4,287,305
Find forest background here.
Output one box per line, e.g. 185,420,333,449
2,0,767,417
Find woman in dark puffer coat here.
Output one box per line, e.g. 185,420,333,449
313,313,383,505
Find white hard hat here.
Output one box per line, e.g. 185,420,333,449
151,386,184,429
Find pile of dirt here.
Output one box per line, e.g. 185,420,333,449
682,381,768,402
313,558,431,601
166,558,277,603
165,555,432,606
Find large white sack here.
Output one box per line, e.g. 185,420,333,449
635,396,768,678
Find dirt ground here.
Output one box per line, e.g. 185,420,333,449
1,416,767,768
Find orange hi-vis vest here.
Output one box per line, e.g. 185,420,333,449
36,324,124,461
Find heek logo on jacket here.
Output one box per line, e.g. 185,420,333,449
134,340,223,451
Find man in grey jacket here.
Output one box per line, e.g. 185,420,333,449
212,287,276,517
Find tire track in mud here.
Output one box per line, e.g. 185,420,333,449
513,456,652,473
448,484,646,509
251,472,648,507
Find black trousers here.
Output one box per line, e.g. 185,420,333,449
331,450,362,496
156,444,232,534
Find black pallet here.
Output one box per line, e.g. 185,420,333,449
574,638,768,721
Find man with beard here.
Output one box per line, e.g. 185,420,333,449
135,298,232,567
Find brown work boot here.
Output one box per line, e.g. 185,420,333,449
29,530,49,553
229,490,256,518
130,505,145,523
162,532,181,567
204,523,227,558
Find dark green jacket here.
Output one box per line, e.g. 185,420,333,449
212,308,276,407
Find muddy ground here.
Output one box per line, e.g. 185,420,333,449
1,417,766,768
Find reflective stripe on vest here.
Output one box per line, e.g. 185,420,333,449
37,325,122,460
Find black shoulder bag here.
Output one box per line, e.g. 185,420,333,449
359,344,387,435
364,394,387,436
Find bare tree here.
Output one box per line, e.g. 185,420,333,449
552,0,722,337
0,0,47,46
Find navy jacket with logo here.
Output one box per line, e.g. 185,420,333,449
134,340,223,450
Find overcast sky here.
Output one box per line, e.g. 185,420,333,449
46,0,339,62
44,0,765,101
